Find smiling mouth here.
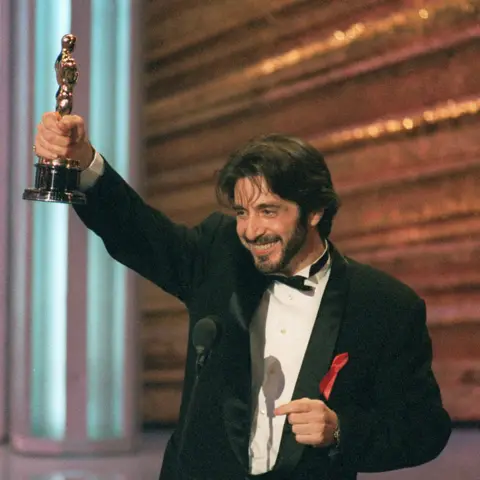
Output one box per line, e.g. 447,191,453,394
250,241,279,254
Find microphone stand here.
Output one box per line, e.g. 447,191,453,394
177,347,208,473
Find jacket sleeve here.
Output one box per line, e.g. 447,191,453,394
336,298,451,472
73,160,223,303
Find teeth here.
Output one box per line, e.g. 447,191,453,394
253,242,276,251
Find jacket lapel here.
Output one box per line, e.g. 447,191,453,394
222,248,268,469
273,243,351,476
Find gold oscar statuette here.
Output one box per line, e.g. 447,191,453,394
23,34,86,204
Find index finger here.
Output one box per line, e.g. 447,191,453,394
274,399,312,416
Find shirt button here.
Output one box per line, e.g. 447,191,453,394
280,328,286,334
260,409,266,415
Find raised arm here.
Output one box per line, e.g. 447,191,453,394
34,112,221,302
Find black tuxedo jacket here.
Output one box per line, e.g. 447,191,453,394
74,162,451,480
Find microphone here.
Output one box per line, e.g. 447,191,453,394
178,316,220,468
192,316,219,376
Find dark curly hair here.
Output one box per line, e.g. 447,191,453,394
215,134,340,238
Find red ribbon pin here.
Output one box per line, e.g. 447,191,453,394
319,352,349,400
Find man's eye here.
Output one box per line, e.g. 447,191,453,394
235,210,247,218
263,209,276,217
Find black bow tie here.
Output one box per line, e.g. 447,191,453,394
268,275,314,291
267,248,330,292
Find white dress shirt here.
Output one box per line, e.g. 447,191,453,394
249,257,331,475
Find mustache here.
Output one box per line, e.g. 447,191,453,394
243,235,281,245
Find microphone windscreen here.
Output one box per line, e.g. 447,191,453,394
192,316,219,353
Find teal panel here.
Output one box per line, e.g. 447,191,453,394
31,0,71,439
87,0,130,440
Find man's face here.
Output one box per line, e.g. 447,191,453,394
233,176,310,275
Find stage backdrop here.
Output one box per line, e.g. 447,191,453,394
141,0,480,424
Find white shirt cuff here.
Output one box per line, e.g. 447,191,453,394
79,150,105,191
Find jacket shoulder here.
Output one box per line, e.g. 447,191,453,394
195,211,240,255
198,211,235,239
345,256,422,308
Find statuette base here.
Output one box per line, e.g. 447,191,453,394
22,163,86,205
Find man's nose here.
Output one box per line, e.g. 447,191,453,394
244,217,265,242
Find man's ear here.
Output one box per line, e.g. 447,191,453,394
309,209,324,228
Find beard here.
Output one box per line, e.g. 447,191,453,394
244,217,308,275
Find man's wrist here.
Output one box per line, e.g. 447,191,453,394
80,142,96,170
79,149,105,191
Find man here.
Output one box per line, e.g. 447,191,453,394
34,113,451,480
